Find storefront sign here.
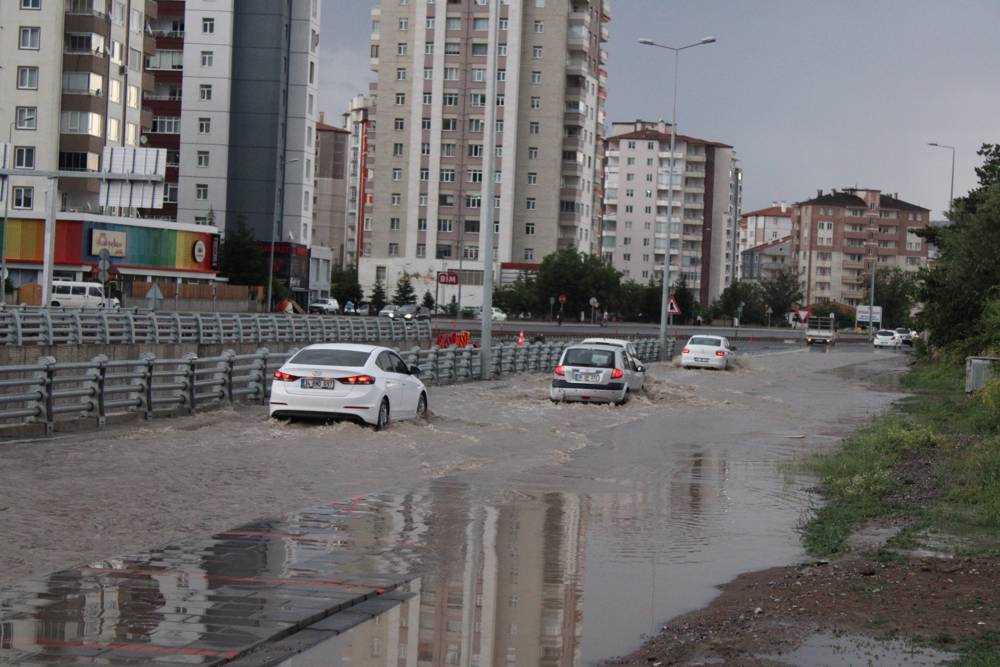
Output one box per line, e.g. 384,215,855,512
91,230,127,257
192,240,207,263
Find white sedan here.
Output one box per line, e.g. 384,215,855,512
269,344,427,430
680,335,734,370
873,330,901,348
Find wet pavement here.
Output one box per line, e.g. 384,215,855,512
0,344,915,664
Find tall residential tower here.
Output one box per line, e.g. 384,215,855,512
360,0,610,305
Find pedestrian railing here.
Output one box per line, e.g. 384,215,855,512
0,339,665,435
0,308,432,347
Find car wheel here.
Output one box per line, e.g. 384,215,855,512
416,392,428,419
375,398,390,431
614,389,630,406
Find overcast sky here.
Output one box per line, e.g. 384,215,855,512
319,0,1000,217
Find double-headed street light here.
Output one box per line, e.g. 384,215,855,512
927,142,956,216
637,36,716,360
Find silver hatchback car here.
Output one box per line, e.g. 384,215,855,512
549,344,645,405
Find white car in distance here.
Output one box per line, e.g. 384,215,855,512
680,335,734,370
269,344,427,430
872,330,901,348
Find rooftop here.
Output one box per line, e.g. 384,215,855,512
606,128,733,149
797,189,929,212
742,205,794,219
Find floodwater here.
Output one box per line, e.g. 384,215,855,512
0,345,912,665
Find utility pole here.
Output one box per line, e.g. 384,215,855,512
478,0,501,378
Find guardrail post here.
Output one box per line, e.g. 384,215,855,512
183,352,198,414
41,309,54,346
11,309,24,346
71,310,82,345
138,353,155,420
99,312,111,344
223,350,236,404
126,311,137,344
432,347,441,384
37,356,56,436
256,347,270,404
90,354,108,428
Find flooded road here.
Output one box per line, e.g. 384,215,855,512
0,345,912,664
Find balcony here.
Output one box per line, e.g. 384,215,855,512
564,110,585,126
568,29,588,51
569,11,592,26
566,59,589,76
600,25,609,42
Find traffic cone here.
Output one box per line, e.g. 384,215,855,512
517,331,526,347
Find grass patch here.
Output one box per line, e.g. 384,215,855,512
956,632,1000,666
804,362,1000,556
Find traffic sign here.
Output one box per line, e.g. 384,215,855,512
668,296,681,315
589,296,599,308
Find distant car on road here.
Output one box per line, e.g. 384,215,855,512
398,304,430,320
269,344,427,430
345,303,370,316
50,280,120,309
873,330,901,348
549,344,644,405
680,335,734,370
378,305,400,319
307,298,340,314
894,327,914,346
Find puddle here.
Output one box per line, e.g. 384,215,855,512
767,632,958,666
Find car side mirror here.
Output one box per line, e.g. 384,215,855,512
410,365,422,377
636,365,646,374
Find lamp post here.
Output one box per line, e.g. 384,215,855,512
479,0,501,378
927,142,956,217
266,157,300,310
637,36,716,360
2,122,15,306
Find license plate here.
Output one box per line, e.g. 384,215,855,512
301,378,337,390
695,357,709,362
574,372,599,382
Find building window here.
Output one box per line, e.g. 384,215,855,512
15,106,37,130
444,93,459,106
526,198,536,210
19,27,40,49
441,142,456,156
472,43,488,56
392,167,402,181
201,50,213,67
463,245,479,260
527,172,537,185
524,248,535,261
445,42,460,55
125,122,137,145
497,42,507,55
499,18,509,30
397,42,407,55
16,66,38,89
529,121,540,134
14,146,35,169
525,222,535,235
417,218,428,231
396,92,406,105
442,118,457,131
196,184,208,200
534,20,544,33
388,242,400,256
416,243,426,258
198,117,211,134
528,146,538,159
390,217,401,231
424,67,433,80
531,71,541,84
393,142,404,157
472,68,486,82
422,117,432,130
199,84,213,100
12,186,34,209
202,17,214,33
421,142,430,156
496,69,506,81
21,0,41,8
530,96,541,109
436,244,452,259
533,45,543,59
152,116,180,133
197,150,210,167
396,68,407,80
394,117,405,130
398,17,408,30
441,169,456,182
127,85,139,108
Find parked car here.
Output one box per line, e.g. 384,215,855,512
582,337,642,371
269,344,427,430
549,344,645,405
873,330,901,348
680,335,734,370
397,304,431,320
307,297,340,314
50,280,120,309
345,303,371,316
894,327,914,346
379,305,400,319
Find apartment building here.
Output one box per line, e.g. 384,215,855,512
794,188,930,307
313,119,349,265
740,235,793,282
359,0,610,305
602,120,739,304
1,0,156,214
736,202,793,279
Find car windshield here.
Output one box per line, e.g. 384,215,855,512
689,336,722,347
895,328,908,333
562,348,616,368
289,349,371,367
584,339,624,348
878,330,895,336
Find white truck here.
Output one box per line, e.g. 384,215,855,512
805,316,838,345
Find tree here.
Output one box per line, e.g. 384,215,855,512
219,217,266,286
422,291,435,310
493,273,538,317
759,268,803,325
865,267,917,328
917,143,1000,350
808,301,856,330
392,272,417,305
330,266,363,306
534,248,621,317
671,274,696,324
716,280,767,325
369,279,387,313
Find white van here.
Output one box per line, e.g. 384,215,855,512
50,281,120,309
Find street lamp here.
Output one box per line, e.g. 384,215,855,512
266,157,300,310
927,142,956,217
2,122,15,306
638,36,717,360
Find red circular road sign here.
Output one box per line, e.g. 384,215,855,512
558,293,568,304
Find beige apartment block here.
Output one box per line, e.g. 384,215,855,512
737,202,794,279
602,120,739,304
359,0,610,306
793,188,930,307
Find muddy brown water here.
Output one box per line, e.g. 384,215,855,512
0,344,912,664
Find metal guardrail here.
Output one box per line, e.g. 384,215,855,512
0,339,665,435
0,309,432,347
966,356,1000,393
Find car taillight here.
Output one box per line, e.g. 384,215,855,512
611,368,624,379
273,370,299,382
682,347,690,354
337,375,377,385
715,350,726,357
554,365,566,376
